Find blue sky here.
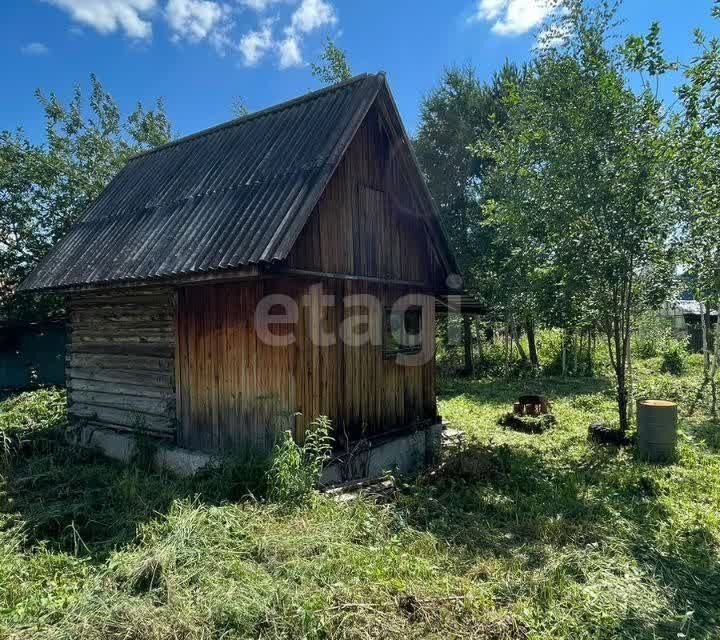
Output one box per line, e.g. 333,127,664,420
2,0,718,144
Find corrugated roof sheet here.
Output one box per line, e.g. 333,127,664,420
667,300,718,316
20,73,383,292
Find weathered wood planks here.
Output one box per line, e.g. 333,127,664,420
66,287,177,440
176,279,436,451
287,105,448,289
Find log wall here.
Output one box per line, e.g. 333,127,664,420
176,279,437,451
66,287,177,439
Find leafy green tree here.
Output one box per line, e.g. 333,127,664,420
310,38,352,86
672,2,720,413
486,1,674,431
0,74,172,321
415,64,530,372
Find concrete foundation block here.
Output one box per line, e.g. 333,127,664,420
321,421,443,485
68,425,212,477
68,421,443,484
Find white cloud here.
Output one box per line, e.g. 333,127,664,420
43,0,156,39
21,42,50,55
240,0,285,11
239,20,274,65
277,33,302,68
468,0,555,36
165,0,229,47
289,0,336,34
42,0,340,70
274,0,336,68
474,0,505,20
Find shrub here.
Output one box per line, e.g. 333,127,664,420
633,313,674,359
661,341,688,376
538,328,602,377
266,416,333,505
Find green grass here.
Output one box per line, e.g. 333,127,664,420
0,357,719,639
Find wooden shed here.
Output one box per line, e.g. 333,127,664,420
20,73,459,453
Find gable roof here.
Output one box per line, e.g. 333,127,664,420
20,73,456,293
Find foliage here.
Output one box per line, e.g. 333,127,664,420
415,65,525,300
436,327,608,379
633,313,675,359
310,38,352,85
0,388,66,436
0,388,66,466
537,328,601,378
266,416,333,504
0,75,172,321
416,63,541,370
230,96,250,118
484,2,675,431
670,3,720,412
661,341,688,376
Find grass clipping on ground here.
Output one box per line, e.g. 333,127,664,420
0,356,719,639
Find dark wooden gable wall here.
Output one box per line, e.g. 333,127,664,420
176,279,436,450
287,105,448,287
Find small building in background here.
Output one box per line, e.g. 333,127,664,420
0,319,66,390
660,299,717,352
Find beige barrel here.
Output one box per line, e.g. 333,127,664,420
637,400,677,462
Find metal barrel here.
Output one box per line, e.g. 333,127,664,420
636,400,677,462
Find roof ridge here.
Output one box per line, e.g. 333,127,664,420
129,72,382,163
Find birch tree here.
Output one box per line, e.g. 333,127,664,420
675,2,720,414
486,1,674,432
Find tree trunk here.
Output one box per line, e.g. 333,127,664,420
627,327,634,424
618,273,633,434
701,301,710,377
504,324,511,377
525,319,539,369
711,304,720,417
514,322,528,363
617,374,629,434
605,274,632,435
614,315,630,434
474,318,485,368
690,300,712,417
462,314,473,374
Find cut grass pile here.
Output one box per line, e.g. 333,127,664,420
0,356,719,639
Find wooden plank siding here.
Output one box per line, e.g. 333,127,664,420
287,105,448,289
176,279,437,451
65,287,177,439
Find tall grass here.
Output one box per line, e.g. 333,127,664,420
0,361,719,638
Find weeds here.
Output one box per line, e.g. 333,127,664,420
0,388,65,467
661,341,688,375
266,415,333,505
